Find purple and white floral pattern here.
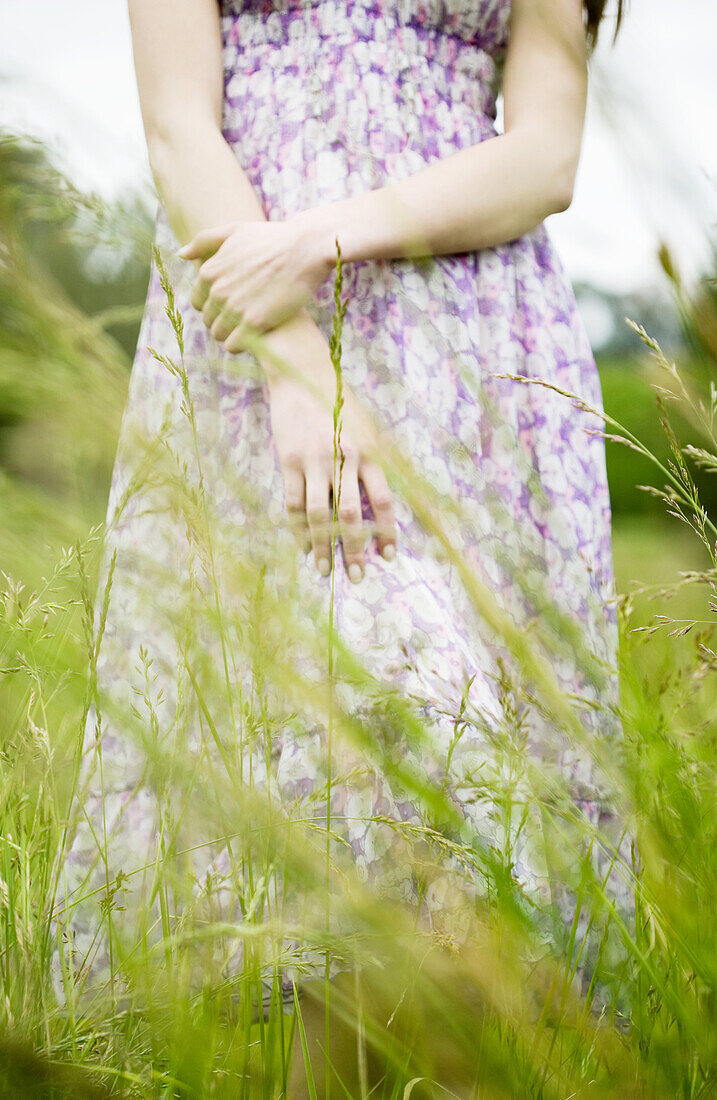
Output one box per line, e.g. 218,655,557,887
52,0,632,1018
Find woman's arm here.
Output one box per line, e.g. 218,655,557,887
128,0,397,574
128,0,268,242
128,0,332,342
180,0,587,327
296,0,588,262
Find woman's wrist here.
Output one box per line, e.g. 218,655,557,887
289,200,380,268
288,207,341,278
258,308,336,390
289,190,425,266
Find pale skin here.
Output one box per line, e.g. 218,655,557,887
128,0,589,1091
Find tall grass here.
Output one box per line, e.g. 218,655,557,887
2,152,717,1097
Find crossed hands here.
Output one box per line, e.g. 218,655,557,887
176,215,398,580
176,214,334,352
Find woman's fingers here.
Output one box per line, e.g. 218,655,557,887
190,274,212,312
203,298,222,330
285,457,367,579
286,458,396,578
336,461,366,583
224,317,262,354
177,223,235,262
267,373,397,581
224,325,250,354
283,467,311,554
305,467,332,575
360,460,397,560
210,306,243,344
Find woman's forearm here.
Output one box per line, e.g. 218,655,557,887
297,127,576,265
147,119,268,246
149,121,328,384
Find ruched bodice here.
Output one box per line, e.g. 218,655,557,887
218,0,512,56
216,0,513,218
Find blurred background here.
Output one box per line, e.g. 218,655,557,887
1,0,716,618
2,7,717,1091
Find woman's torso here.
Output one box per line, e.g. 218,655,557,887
214,0,513,217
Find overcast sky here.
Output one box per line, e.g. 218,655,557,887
1,0,715,301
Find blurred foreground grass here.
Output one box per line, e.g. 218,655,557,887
3,130,717,1097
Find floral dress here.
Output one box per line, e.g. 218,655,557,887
52,0,632,1020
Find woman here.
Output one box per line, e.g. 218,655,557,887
53,0,630,1093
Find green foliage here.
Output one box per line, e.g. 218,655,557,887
0,131,153,575
3,129,717,1098
600,355,717,520
0,131,153,358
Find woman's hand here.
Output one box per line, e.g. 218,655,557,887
177,214,335,352
259,315,397,581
